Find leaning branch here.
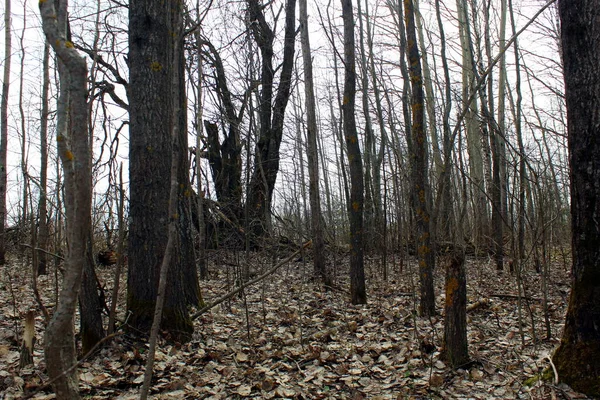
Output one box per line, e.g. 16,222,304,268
191,241,311,320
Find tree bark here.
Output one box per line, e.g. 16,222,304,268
245,0,296,241
441,252,469,368
0,0,11,265
127,0,195,341
38,43,50,276
78,248,105,354
341,0,367,305
494,0,508,271
456,0,486,249
299,0,328,285
200,38,245,241
404,0,435,316
552,0,600,396
39,0,91,395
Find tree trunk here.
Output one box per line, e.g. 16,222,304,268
356,0,375,249
200,38,244,244
38,43,50,276
39,0,91,395
175,33,201,308
79,247,105,354
246,0,296,241
404,0,435,316
441,252,469,368
341,0,367,305
494,0,508,271
456,0,486,249
432,0,455,246
552,0,600,396
127,0,194,341
299,0,328,285
195,31,208,280
0,0,11,266
139,16,185,397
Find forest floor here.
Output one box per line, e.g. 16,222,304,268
0,248,592,399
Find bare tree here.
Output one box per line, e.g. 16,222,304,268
0,0,11,265
404,0,435,316
38,43,50,276
341,0,367,305
299,0,328,285
245,0,297,241
39,0,92,396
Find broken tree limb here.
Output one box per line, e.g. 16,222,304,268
490,293,541,302
467,298,491,312
191,240,311,321
19,310,35,369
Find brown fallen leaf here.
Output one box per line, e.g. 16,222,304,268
429,373,444,387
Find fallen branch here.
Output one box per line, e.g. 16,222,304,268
490,293,541,302
467,298,490,312
191,240,311,320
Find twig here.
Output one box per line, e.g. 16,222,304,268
191,241,311,320
19,243,65,260
545,355,559,385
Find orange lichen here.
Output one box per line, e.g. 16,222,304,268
150,61,163,72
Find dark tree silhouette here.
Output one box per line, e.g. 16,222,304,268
552,0,600,396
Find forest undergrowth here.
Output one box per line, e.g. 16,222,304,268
0,249,591,399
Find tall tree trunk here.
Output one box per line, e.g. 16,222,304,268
175,30,201,308
552,0,600,396
457,0,486,249
494,0,508,270
200,38,245,244
432,0,455,245
246,0,296,241
404,0,435,316
508,0,526,261
356,0,375,248
127,0,195,341
299,0,328,285
364,1,388,251
139,17,186,398
341,0,367,305
39,0,91,396
0,0,11,265
415,0,443,178
38,43,50,276
65,10,105,355
195,26,208,280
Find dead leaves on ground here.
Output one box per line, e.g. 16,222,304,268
0,253,590,399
